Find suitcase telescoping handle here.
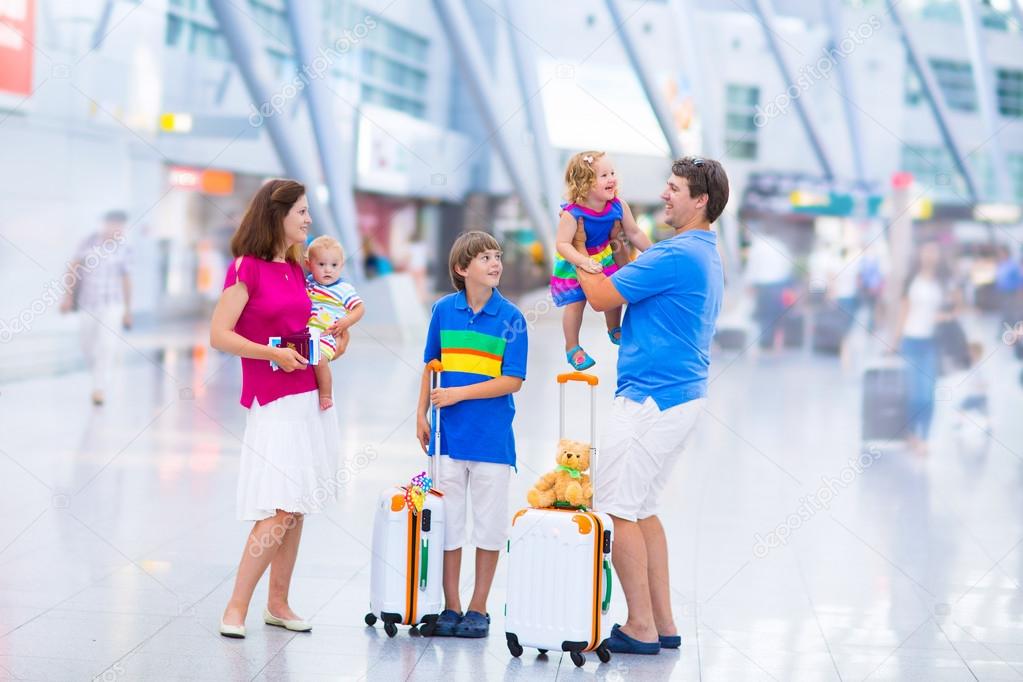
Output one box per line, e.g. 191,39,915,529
427,359,444,486
556,372,599,506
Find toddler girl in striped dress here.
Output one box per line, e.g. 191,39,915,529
551,151,651,369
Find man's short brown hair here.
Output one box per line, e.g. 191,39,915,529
670,157,729,224
449,230,501,291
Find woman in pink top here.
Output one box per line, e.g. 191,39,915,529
210,179,349,638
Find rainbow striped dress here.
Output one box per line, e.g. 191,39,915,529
550,198,623,307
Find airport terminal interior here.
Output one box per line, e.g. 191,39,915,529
2,0,1023,679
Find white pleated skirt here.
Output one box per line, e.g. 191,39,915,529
237,390,340,521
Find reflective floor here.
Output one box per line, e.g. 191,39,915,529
1,310,1021,681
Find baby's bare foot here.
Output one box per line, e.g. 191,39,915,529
319,394,333,410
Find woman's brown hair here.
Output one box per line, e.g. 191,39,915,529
230,179,306,263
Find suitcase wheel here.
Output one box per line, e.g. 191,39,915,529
537,649,548,656
384,621,398,637
506,632,523,657
364,613,377,627
570,651,585,667
596,642,611,663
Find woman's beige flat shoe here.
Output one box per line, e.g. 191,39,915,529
219,621,246,638
263,608,312,632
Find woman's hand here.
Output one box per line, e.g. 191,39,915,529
416,413,431,452
430,386,463,408
274,346,309,372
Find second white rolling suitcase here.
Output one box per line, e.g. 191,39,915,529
505,372,614,667
365,360,446,637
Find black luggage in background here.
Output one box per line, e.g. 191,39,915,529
714,327,747,351
782,314,804,349
812,307,848,354
862,366,907,441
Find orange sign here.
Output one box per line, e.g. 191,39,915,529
0,0,34,96
168,166,235,196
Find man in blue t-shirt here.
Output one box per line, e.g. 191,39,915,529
573,157,728,655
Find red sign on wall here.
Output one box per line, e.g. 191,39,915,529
0,0,35,96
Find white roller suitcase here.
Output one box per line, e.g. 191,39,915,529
365,360,446,637
505,372,614,668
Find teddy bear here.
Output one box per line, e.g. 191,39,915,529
527,438,593,509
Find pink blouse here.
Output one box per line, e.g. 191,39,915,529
224,256,317,408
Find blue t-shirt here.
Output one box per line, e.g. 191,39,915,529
423,289,528,466
610,229,723,410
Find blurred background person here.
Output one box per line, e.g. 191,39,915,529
745,231,793,353
994,244,1022,328
60,210,132,406
858,240,889,333
892,240,962,456
825,244,862,369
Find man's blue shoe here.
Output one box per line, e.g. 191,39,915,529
431,609,462,637
453,610,490,638
605,624,660,655
659,634,682,649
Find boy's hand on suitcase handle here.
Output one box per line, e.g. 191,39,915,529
430,387,463,408
417,413,431,452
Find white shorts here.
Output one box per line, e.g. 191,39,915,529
597,396,704,522
436,455,511,551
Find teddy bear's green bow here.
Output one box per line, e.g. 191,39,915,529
555,464,582,479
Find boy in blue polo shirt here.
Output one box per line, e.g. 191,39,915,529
416,230,528,638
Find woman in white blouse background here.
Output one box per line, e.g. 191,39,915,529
892,240,962,456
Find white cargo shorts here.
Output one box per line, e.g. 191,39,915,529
596,396,704,522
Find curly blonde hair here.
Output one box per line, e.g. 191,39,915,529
564,150,614,204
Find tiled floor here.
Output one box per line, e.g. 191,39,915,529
1,309,1021,680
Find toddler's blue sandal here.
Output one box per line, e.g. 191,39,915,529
431,609,462,637
607,327,622,345
453,610,490,638
606,624,660,655
566,345,596,370
659,634,682,649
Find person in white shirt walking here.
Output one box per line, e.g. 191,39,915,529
892,240,961,455
60,210,132,406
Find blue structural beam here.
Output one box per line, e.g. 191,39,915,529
603,0,685,160
958,0,1013,203
284,1,364,281
823,0,867,185
886,0,979,202
502,0,563,217
750,0,836,181
431,0,556,255
207,0,346,252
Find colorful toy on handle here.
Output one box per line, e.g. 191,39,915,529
405,471,434,514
